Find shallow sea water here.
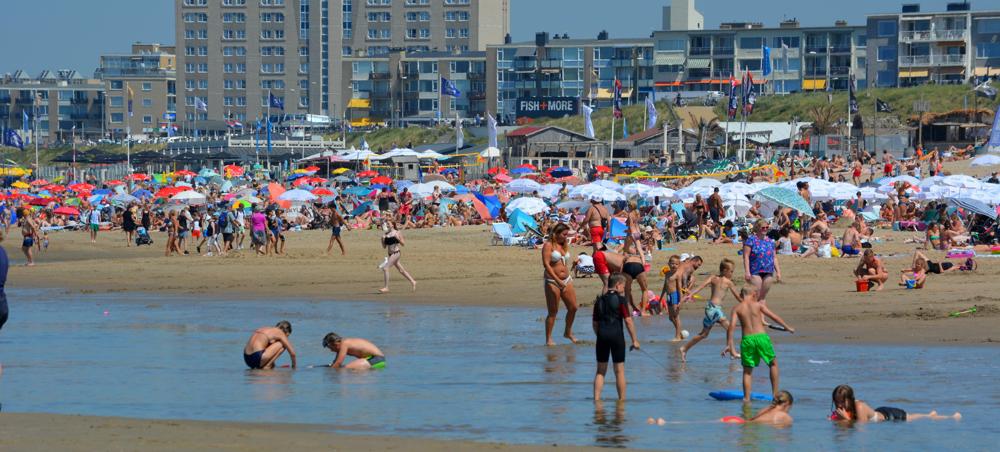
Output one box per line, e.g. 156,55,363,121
1,290,997,450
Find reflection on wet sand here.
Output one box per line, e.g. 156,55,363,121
592,400,629,448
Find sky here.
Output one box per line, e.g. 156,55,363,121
0,0,988,75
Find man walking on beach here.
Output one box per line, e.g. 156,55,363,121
326,205,346,256
88,205,101,243
19,209,37,267
243,321,297,369
322,333,386,370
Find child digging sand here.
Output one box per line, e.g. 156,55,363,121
723,287,794,402
679,258,740,362
831,384,961,422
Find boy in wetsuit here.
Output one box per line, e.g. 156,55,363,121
660,255,702,341
723,287,794,401
243,321,297,369
323,333,386,370
592,273,640,401
679,258,740,361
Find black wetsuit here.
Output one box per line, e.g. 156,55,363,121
593,290,629,364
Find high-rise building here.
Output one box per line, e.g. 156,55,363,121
662,0,703,31
866,2,1000,87
0,70,104,145
96,43,177,140
175,0,341,135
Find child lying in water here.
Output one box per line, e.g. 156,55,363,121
831,384,960,422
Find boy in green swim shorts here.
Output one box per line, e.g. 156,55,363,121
323,333,386,370
723,287,794,402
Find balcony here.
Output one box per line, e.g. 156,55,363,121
467,91,486,101
829,45,852,54
899,29,968,42
689,47,711,56
467,72,485,80
16,98,34,105
830,66,851,76
898,54,964,66
71,98,90,105
805,45,827,54
713,46,734,55
933,29,967,41
539,59,563,70
369,72,391,80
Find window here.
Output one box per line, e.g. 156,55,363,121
224,63,234,73
459,28,469,38
198,80,208,89
110,96,123,107
343,46,352,56
142,99,152,107
739,37,762,49
738,59,762,71
142,115,152,124
299,63,309,73
876,70,896,86
110,80,123,90
198,63,209,73
299,79,309,89
224,96,234,106
772,37,800,48
111,113,123,123
224,79,235,90
236,97,247,106
186,80,196,91
299,46,309,56
979,18,1000,34
856,34,867,48
405,0,429,4
446,28,456,38
223,0,246,5
184,0,208,5
300,96,309,107
877,46,897,61
223,29,246,40
420,28,430,38
877,20,897,37
857,57,866,69
977,42,1000,58
185,46,196,56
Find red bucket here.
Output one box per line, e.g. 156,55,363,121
856,280,870,292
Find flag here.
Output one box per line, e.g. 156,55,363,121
645,95,657,130
226,120,243,128
440,77,461,97
22,110,29,131
455,115,464,150
127,86,134,117
849,74,859,114
3,129,23,150
781,41,789,73
266,115,272,155
487,112,498,148
360,136,370,151
582,102,595,138
743,71,756,115
728,75,739,120
622,116,628,139
269,93,284,110
975,79,997,101
762,46,772,77
613,79,623,119
255,119,262,149
195,97,208,112
988,103,1000,152
876,99,893,113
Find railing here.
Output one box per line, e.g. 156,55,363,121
369,72,391,80
805,45,827,54
899,55,930,66
933,29,967,41
713,46,734,55
689,47,711,56
829,45,852,54
539,59,563,69
900,29,967,42
933,54,966,65
467,72,485,80
830,66,851,76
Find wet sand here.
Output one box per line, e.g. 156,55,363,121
4,216,999,345
0,413,612,451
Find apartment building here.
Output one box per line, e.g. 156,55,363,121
0,70,104,145
341,0,508,57
343,49,485,124
487,32,655,124
96,43,177,139
653,20,868,95
175,0,341,134
867,2,1000,87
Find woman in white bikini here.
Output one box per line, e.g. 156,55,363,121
542,223,578,346
378,220,416,293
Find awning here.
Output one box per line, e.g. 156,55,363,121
687,59,711,69
802,79,827,90
901,15,932,21
654,52,685,66
937,66,965,74
514,47,536,58
900,70,929,78
595,88,634,100
655,81,682,87
974,67,1000,76
347,98,371,109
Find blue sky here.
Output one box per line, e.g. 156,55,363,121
0,0,986,75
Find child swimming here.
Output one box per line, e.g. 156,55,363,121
831,384,961,422
679,259,740,362
748,390,794,425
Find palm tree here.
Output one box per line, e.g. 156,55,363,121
689,112,721,159
808,105,840,135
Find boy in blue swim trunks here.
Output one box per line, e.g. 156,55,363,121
723,287,794,402
659,255,702,341
323,333,386,370
679,258,740,362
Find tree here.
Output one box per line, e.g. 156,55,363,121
808,105,841,135
689,112,721,158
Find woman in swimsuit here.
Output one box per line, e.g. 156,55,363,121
378,220,416,294
743,219,780,305
831,385,960,423
924,223,943,250
542,223,578,346
621,232,649,316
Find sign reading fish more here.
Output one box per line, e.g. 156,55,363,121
515,97,579,119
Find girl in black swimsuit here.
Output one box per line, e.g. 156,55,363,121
621,234,649,316
378,220,416,294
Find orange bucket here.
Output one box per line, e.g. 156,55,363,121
855,280,869,292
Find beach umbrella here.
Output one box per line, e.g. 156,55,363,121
128,173,150,181
154,187,185,199
505,197,549,215
595,165,612,174
278,189,319,203
536,183,562,199
673,185,713,203
425,180,456,192
198,169,219,178
175,181,192,188
754,186,814,218
394,180,414,190
43,184,66,193
592,179,622,192
644,187,676,200
304,165,321,172
64,197,82,206
622,183,652,197
629,170,651,178
68,183,94,192
29,197,57,206
690,177,723,188
971,154,1000,167
940,174,982,189
506,178,542,194
351,201,373,216
345,186,374,197
30,179,49,186
549,167,573,178
494,173,513,183
487,167,508,175
232,199,252,210
370,175,393,185
175,170,197,177
52,206,79,216
358,170,379,178
106,180,124,186
516,163,537,171
238,195,264,204
440,168,459,176
132,189,153,199
171,190,207,205
510,167,534,175
480,147,501,158
11,181,30,189
331,167,350,175
858,186,889,202
311,188,335,196
92,188,113,195
556,199,590,211
333,175,352,182
408,183,434,198
620,161,642,169
951,198,998,220
110,193,139,204
87,194,105,204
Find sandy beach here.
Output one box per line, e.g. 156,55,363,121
4,218,999,346
0,413,615,452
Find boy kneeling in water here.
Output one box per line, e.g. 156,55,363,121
723,287,794,402
593,273,640,401
323,333,386,370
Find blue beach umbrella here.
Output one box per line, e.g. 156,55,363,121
132,189,153,199
510,167,533,175
753,186,815,218
351,201,373,216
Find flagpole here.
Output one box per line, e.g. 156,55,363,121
267,89,272,168
126,81,131,174
846,72,852,161
33,89,39,173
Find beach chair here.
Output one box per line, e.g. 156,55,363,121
491,222,524,246
522,224,547,247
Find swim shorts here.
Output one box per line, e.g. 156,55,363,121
668,291,681,306
90,224,99,232
875,406,907,421
331,226,342,237
593,250,609,275
841,245,860,256
252,230,266,245
366,355,386,369
703,302,726,329
596,332,626,364
244,350,264,369
590,226,604,244
740,333,775,368
22,237,34,248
